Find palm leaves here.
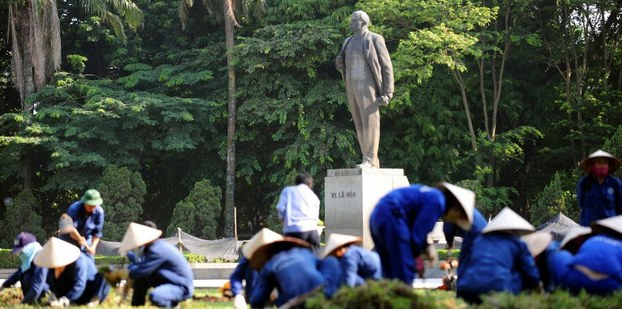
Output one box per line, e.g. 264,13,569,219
79,0,144,43
8,0,144,109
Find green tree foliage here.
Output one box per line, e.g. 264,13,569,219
97,165,146,241
0,74,222,229
0,189,46,247
232,0,359,231
167,179,222,239
603,126,622,163
531,172,568,227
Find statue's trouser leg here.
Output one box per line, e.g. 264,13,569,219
347,84,379,167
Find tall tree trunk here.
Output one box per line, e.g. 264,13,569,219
223,3,237,238
10,0,61,189
452,70,478,151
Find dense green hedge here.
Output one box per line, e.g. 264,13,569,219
1,248,450,268
0,250,227,268
94,253,217,264
306,280,622,308
0,250,20,268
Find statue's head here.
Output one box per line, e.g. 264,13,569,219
350,10,370,33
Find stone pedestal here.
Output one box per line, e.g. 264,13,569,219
324,168,410,249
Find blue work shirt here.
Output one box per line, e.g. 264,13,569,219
572,235,622,280
340,245,382,287
443,208,487,277
250,247,324,307
128,239,194,299
47,253,109,304
540,241,561,292
552,235,622,294
319,257,343,298
372,185,446,256
2,262,48,304
370,185,446,284
67,201,105,240
457,233,540,295
229,257,258,300
577,175,622,226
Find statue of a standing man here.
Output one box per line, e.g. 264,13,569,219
336,10,394,168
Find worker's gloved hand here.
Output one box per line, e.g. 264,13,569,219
423,245,438,266
49,296,70,307
233,294,247,309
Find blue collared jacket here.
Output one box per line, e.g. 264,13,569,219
47,253,108,304
250,247,324,307
67,201,105,240
577,175,622,226
443,208,487,277
128,239,194,299
340,245,382,287
229,257,258,299
457,233,540,295
2,262,48,304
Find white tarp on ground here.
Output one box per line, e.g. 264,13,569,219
537,212,578,241
96,229,239,261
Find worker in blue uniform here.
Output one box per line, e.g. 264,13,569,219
443,207,487,278
577,150,622,226
321,233,381,288
229,256,258,308
457,207,540,303
552,215,622,295
521,231,559,292
34,237,109,306
63,189,105,256
0,233,49,304
243,228,340,307
369,182,476,284
118,222,194,307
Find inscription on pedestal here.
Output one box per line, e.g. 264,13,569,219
324,168,410,248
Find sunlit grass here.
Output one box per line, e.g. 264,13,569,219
0,287,233,308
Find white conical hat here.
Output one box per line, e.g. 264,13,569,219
560,226,592,250
119,222,163,255
321,233,362,259
482,207,535,235
521,231,553,257
579,149,621,173
591,215,622,236
242,228,310,270
34,237,81,268
438,182,475,229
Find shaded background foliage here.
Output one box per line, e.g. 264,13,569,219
1,0,622,243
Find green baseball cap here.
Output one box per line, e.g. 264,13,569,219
81,189,103,206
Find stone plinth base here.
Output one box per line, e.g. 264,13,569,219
324,168,409,249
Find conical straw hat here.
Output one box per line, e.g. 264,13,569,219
521,231,553,257
591,215,622,237
437,182,475,229
242,228,310,270
560,226,592,250
482,207,535,235
119,222,163,255
579,149,621,173
321,233,362,259
34,237,81,268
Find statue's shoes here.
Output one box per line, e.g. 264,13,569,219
357,162,373,168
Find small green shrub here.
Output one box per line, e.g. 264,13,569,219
305,280,466,309
93,253,208,265
477,290,622,308
0,249,21,268
438,249,460,261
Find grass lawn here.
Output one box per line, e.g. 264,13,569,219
0,287,234,308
